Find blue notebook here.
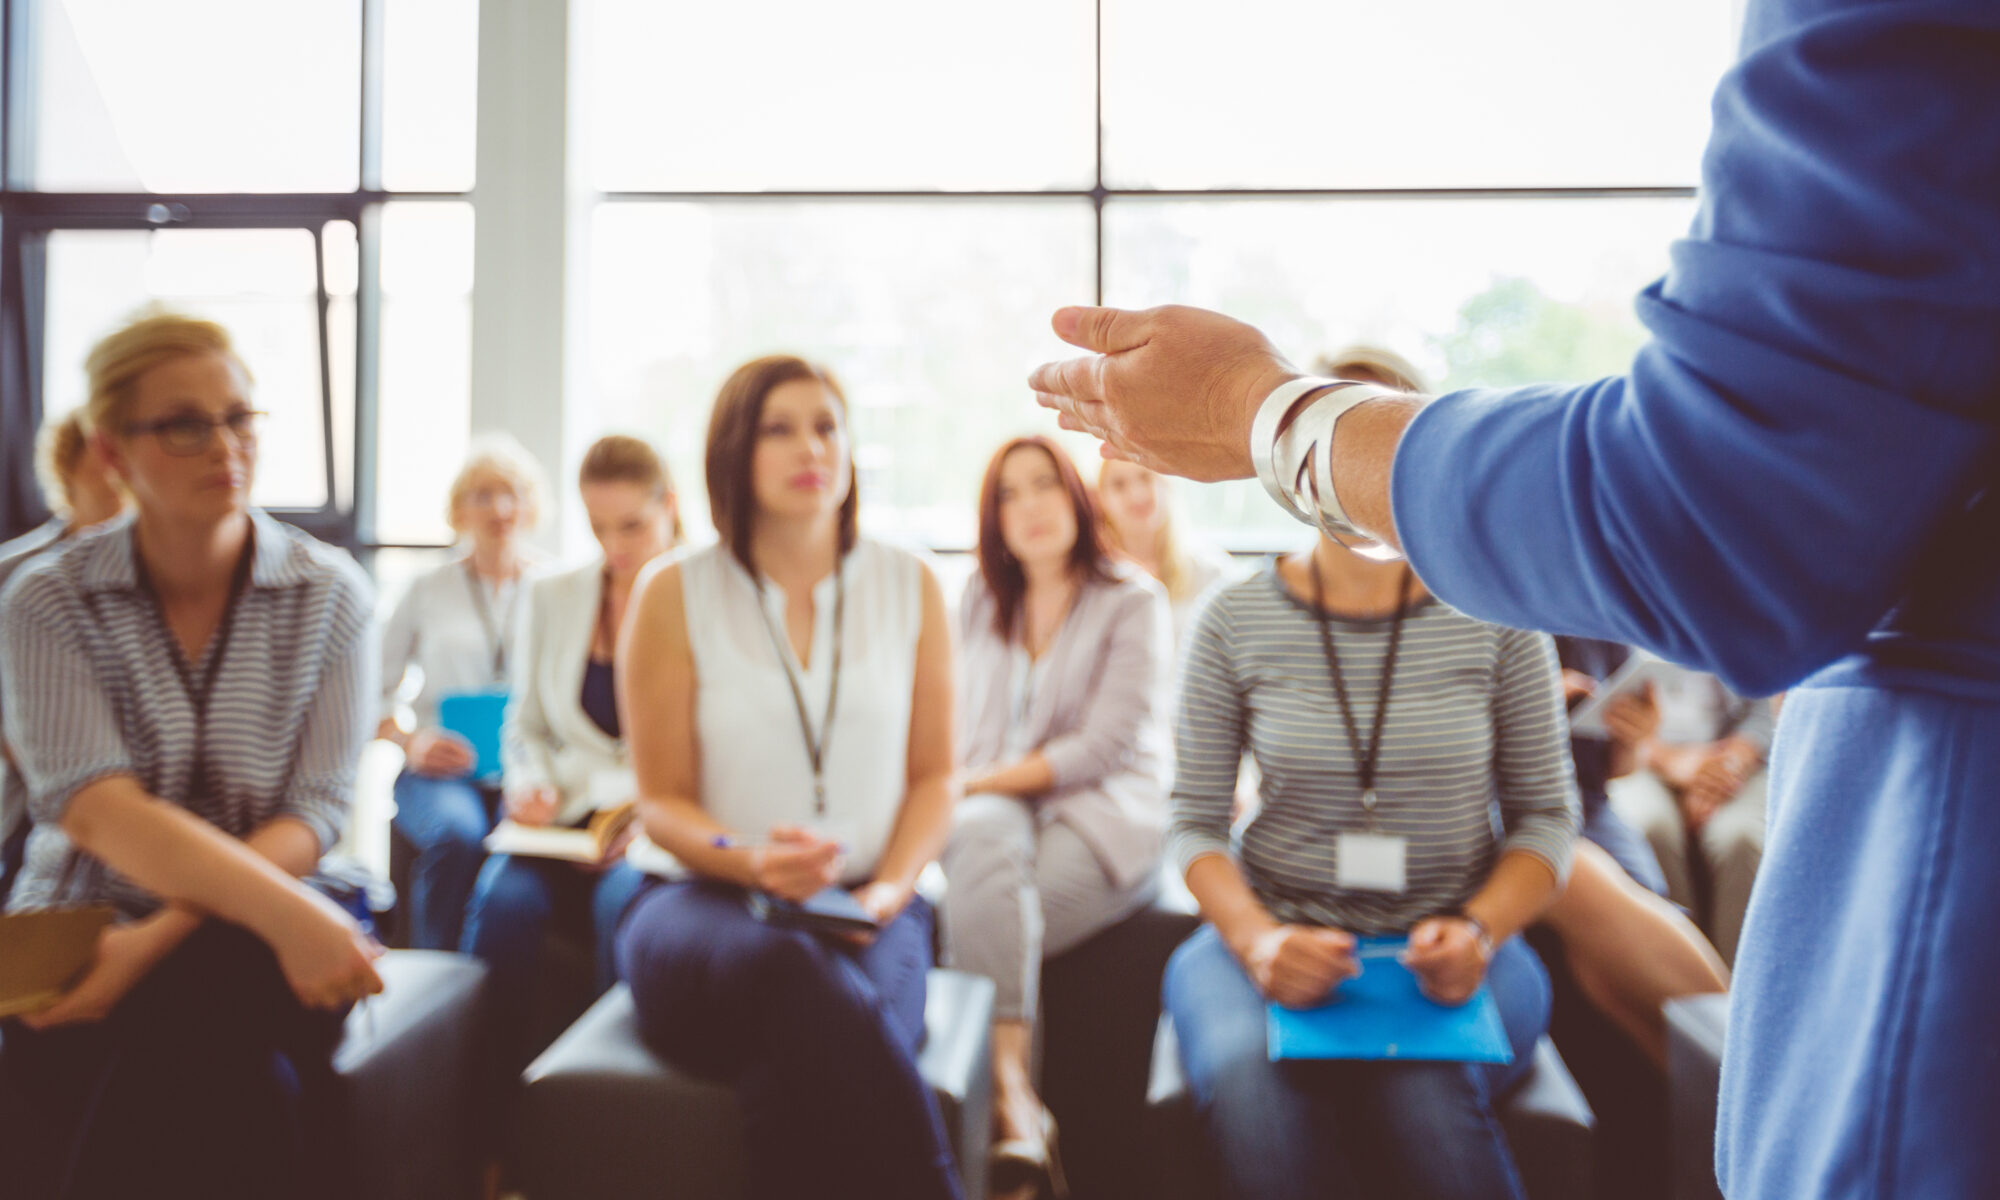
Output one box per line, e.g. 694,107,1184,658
1266,936,1513,1064
437,689,508,783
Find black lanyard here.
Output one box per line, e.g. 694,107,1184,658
135,528,257,800
1310,558,1414,827
755,564,846,817
461,558,512,683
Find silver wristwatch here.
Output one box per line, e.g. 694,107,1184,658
1250,376,1402,556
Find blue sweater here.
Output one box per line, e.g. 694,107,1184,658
1390,2,1999,1196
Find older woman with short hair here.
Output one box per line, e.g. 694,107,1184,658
377,434,549,950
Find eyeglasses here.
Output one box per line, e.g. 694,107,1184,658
123,410,266,456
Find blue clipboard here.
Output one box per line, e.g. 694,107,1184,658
1267,936,1513,1064
437,689,508,783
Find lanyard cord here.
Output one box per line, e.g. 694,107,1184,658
461,557,514,682
755,562,846,817
1310,558,1414,817
57,528,253,903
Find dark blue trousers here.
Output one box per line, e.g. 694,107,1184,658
615,879,963,1200
0,923,347,1200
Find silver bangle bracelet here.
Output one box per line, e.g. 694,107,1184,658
1250,377,1401,550
1250,376,1342,524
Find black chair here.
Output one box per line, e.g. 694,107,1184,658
1146,1017,1596,1200
336,950,492,1200
512,970,996,1200
1038,894,1203,1200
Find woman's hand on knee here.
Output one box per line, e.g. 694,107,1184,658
833,879,913,947
1243,923,1358,1009
504,785,560,827
405,728,476,779
1402,917,1490,1006
271,886,387,1010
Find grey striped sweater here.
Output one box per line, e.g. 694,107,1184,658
0,510,377,917
1168,564,1579,934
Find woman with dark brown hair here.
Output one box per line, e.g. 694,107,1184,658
944,435,1171,1198
614,356,964,1199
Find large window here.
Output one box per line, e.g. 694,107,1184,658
576,0,1733,551
2,0,478,548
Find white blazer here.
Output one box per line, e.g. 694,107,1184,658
502,560,632,827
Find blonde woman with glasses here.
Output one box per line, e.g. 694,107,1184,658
0,312,381,1199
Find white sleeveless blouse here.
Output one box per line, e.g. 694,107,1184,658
679,537,925,883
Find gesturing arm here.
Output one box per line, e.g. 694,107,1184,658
1033,6,2000,697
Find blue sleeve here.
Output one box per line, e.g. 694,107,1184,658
1391,0,2000,697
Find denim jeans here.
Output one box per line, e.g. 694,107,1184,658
460,853,646,1072
616,879,963,1200
1164,923,1550,1200
389,770,496,951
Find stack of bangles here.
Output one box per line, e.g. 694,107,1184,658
1249,378,1405,560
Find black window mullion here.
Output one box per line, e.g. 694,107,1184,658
310,222,339,526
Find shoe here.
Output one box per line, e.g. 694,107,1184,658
990,1107,1068,1199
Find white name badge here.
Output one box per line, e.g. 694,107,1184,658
1337,832,1408,893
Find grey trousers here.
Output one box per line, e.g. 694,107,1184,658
941,792,1157,1023
1609,767,1767,967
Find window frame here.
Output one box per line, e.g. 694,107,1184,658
581,0,1701,554
0,0,471,557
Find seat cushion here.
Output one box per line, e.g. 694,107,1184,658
337,949,490,1200
516,968,993,1200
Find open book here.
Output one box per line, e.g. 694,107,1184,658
0,905,116,1019
485,803,637,864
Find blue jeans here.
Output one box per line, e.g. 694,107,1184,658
616,879,963,1200
1164,924,1550,1200
390,771,496,951
461,853,645,1072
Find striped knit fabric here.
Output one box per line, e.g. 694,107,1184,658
1167,563,1579,934
0,510,376,917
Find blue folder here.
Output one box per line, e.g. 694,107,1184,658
437,689,508,783
1266,936,1513,1064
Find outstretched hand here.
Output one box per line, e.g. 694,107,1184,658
1028,305,1302,483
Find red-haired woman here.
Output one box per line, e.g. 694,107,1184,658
943,435,1171,1196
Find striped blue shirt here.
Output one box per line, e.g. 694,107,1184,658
0,510,376,917
1168,564,1579,934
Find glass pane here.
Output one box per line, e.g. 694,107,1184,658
381,0,479,191
43,228,330,510
585,201,1095,550
375,202,475,545
31,0,361,192
1102,0,1737,189
578,0,1095,191
1104,195,1697,546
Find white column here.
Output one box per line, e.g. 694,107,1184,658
471,0,575,555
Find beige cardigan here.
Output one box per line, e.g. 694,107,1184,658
956,567,1172,890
